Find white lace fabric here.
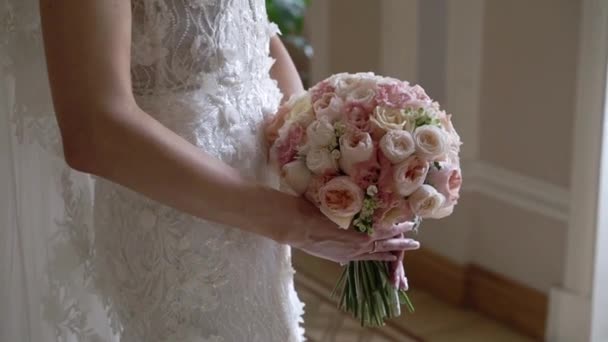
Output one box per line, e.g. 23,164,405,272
0,0,305,341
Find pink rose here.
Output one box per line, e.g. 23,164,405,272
345,104,373,132
318,176,365,229
427,162,462,206
313,93,344,123
275,124,306,167
393,155,430,197
339,130,375,175
310,80,336,103
408,84,431,102
350,150,381,189
376,82,412,108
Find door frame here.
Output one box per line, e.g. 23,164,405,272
547,0,608,340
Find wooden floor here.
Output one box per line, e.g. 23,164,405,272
294,251,536,342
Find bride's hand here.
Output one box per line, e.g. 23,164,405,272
285,200,420,264
389,235,409,290
264,104,290,147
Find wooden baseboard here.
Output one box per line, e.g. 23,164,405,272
465,264,547,340
293,248,548,340
404,248,468,306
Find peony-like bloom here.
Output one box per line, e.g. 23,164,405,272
409,184,445,218
318,176,365,229
393,155,430,197
438,112,462,165
306,118,336,148
281,159,313,195
339,130,374,175
379,130,416,164
306,148,339,175
376,82,412,108
413,125,448,161
343,81,377,111
310,80,336,103
345,104,373,132
274,123,306,167
350,154,382,189
408,84,431,102
427,162,462,206
313,92,344,123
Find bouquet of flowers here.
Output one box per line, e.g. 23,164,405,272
267,72,462,326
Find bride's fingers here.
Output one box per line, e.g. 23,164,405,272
400,276,409,290
351,252,398,262
373,238,420,253
373,221,416,239
390,250,405,287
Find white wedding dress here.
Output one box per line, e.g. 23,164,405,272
0,0,305,341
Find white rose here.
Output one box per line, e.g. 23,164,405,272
306,118,336,148
408,184,445,218
338,131,374,175
345,80,376,105
318,176,365,229
333,74,377,102
313,93,344,123
306,148,339,175
414,125,448,161
281,160,313,195
393,155,430,197
379,130,416,164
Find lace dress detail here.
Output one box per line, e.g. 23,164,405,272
0,0,305,341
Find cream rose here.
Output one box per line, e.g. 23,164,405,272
393,155,430,197
318,176,365,229
377,203,415,230
306,118,336,148
338,131,374,175
306,148,339,175
408,185,445,218
414,125,448,161
370,107,411,135
313,93,344,123
281,160,313,195
379,130,416,164
285,92,315,127
428,204,454,219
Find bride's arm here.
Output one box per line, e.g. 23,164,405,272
40,0,295,242
40,0,417,263
269,36,304,102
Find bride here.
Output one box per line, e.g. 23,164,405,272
1,0,419,341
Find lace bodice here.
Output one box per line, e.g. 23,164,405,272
130,0,278,97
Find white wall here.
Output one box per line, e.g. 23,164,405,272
306,0,583,293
